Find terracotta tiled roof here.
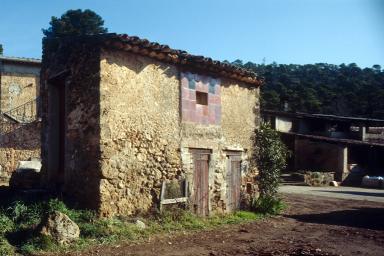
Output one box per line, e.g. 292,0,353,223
101,33,262,86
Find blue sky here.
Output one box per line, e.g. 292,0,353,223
0,0,383,68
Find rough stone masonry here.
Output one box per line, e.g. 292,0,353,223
40,34,262,217
0,56,41,184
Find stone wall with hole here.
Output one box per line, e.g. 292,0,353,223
0,121,41,184
180,78,259,214
41,38,260,217
294,138,348,181
99,49,259,216
0,63,41,185
100,50,258,216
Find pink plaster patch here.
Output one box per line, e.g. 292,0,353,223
202,105,208,116
180,72,221,126
189,90,196,101
181,99,189,110
196,82,208,93
216,85,221,95
181,76,189,88
182,87,189,100
189,100,196,111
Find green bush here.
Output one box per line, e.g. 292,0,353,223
252,122,289,215
7,201,42,228
0,237,14,256
20,234,56,254
251,196,286,215
254,122,289,198
0,214,14,234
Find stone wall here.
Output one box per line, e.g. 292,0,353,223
41,38,260,217
99,50,182,216
181,78,259,214
0,62,41,184
40,38,102,209
0,73,39,113
221,79,259,150
0,121,40,184
294,138,348,181
98,49,259,216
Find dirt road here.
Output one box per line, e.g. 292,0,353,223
70,194,384,256
280,185,384,203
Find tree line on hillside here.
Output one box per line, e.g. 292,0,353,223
231,60,384,119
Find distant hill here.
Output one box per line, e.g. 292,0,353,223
233,60,384,119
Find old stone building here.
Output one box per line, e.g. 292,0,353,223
262,110,384,183
0,56,41,184
40,34,262,216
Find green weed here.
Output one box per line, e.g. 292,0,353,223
0,198,267,255
251,196,286,215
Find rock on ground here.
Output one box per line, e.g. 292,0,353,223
135,220,146,230
39,211,80,244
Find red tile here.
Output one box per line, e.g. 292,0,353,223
189,90,196,101
181,76,189,88
208,94,214,104
208,112,215,124
181,99,189,111
196,104,203,116
182,87,189,99
215,106,221,123
190,111,198,123
216,85,221,95
196,82,208,93
189,100,196,111
217,96,222,104
202,105,208,116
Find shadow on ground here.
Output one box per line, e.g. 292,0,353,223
287,207,384,231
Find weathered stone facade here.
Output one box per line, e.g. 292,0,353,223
40,34,261,217
0,57,41,184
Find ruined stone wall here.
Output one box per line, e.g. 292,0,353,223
0,73,39,113
294,138,346,174
0,64,41,184
0,121,41,184
99,50,182,216
40,38,102,209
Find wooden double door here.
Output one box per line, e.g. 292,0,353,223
191,149,242,215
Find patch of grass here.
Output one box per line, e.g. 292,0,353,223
0,214,14,234
0,236,14,256
0,198,267,255
20,234,56,254
251,196,286,215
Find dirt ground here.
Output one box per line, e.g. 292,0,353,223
68,194,384,256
